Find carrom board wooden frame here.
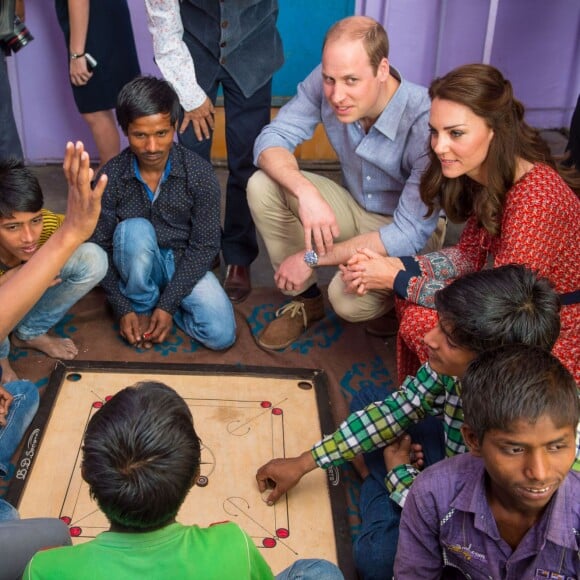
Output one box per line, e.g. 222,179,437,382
6,361,355,578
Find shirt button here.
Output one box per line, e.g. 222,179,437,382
366,175,371,181
220,57,226,65
220,41,227,48
221,20,228,28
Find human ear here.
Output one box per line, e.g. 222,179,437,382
461,424,482,457
377,57,390,81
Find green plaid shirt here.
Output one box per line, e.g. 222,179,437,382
311,362,580,507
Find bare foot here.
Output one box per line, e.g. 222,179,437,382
0,358,19,383
383,434,424,472
12,334,78,360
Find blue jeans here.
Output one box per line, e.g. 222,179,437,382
0,242,107,360
113,219,236,350
178,71,272,266
350,385,446,580
276,559,344,579
0,380,39,479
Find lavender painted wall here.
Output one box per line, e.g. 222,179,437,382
8,0,580,163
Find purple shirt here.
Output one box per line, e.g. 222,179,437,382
395,453,580,579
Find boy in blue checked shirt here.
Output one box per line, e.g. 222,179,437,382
395,344,579,578
256,264,578,579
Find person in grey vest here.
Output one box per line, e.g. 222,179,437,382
144,0,284,303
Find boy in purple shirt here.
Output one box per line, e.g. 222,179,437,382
395,344,580,579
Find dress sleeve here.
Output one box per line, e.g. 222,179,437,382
396,216,488,307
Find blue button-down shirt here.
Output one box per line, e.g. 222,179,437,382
396,453,580,579
254,65,439,256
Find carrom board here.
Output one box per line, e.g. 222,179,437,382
7,361,355,578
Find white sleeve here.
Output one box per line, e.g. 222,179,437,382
144,0,207,111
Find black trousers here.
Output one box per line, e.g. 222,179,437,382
178,71,272,266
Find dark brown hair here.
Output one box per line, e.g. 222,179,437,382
421,64,555,235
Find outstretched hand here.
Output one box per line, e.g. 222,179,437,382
256,451,317,505
62,141,107,244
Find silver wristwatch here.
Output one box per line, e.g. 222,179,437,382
304,249,319,268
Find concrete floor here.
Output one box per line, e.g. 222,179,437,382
30,129,568,289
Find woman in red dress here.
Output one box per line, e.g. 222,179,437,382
342,64,579,384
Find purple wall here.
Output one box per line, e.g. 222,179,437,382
8,0,580,163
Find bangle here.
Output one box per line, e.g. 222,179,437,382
70,52,85,60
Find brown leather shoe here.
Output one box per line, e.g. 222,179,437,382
224,265,251,303
365,310,399,338
257,294,325,350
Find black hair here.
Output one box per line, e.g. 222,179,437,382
82,381,201,532
435,264,560,353
462,344,579,443
0,158,43,217
115,76,181,134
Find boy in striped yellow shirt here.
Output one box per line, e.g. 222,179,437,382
0,159,107,383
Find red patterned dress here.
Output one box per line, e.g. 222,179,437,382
395,163,580,383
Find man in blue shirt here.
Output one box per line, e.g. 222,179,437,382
247,16,445,351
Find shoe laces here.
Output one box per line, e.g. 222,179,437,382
275,300,307,327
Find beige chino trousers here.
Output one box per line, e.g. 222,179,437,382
247,170,445,323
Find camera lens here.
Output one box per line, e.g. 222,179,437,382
5,16,34,54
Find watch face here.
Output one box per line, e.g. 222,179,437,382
304,250,319,267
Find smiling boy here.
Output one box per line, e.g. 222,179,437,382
395,344,580,578
0,159,107,383
256,265,577,579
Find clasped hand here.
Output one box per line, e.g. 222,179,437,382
340,248,404,295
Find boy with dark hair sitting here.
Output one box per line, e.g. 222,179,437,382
24,381,343,579
0,159,107,383
257,264,576,579
0,141,107,577
395,344,580,578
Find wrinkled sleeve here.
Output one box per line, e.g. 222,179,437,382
379,114,441,257
311,365,447,468
253,66,324,164
89,176,134,318
393,216,487,308
385,463,420,508
394,479,444,578
144,0,206,111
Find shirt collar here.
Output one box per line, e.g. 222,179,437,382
451,456,580,551
371,66,411,141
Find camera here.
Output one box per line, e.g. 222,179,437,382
1,16,34,56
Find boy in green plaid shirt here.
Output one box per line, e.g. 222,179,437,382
257,265,576,580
